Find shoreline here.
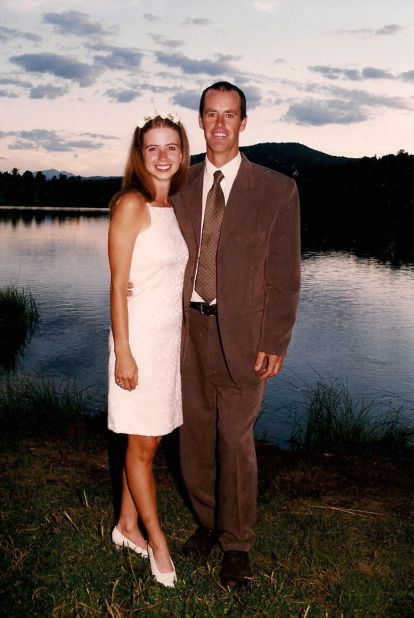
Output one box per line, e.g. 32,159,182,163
0,205,109,212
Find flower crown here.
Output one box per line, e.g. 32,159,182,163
137,112,180,129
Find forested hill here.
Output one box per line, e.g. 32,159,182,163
193,142,354,171
0,143,413,261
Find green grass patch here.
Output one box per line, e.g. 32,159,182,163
1,429,413,616
0,284,38,370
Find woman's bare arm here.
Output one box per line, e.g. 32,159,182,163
108,192,149,390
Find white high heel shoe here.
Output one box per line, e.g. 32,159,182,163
111,526,148,558
148,545,176,588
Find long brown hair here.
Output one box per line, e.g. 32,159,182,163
110,116,189,210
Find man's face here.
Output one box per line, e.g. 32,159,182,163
199,89,247,163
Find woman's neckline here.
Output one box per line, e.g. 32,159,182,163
148,200,172,209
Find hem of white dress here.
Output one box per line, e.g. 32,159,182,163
107,422,183,437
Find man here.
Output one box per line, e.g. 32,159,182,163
173,81,301,589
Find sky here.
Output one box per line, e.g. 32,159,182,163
0,0,413,177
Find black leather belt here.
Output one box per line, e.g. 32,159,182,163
190,301,217,316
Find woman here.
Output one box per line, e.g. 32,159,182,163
107,113,189,587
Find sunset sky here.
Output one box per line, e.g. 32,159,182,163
1,0,413,177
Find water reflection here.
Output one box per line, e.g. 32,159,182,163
0,207,108,229
0,211,413,444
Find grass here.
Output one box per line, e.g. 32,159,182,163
0,380,413,616
0,284,38,371
289,379,414,458
0,375,92,449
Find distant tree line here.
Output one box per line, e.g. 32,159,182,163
0,168,120,211
0,145,413,262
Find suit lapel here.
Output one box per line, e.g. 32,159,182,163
220,155,255,244
175,162,204,248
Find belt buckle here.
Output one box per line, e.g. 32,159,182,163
200,302,208,316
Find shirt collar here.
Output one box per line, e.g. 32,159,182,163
205,151,242,182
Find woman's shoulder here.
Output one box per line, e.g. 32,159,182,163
111,191,149,218
110,191,150,230
113,190,147,210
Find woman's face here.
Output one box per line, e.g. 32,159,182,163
142,127,182,182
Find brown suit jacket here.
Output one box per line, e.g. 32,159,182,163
173,154,301,386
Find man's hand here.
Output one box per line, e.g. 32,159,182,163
255,351,285,381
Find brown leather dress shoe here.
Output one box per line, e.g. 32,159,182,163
220,551,252,589
182,526,217,558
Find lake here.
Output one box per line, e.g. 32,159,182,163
1,208,413,446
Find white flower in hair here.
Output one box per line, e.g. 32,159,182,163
137,114,153,129
137,111,180,129
167,112,180,124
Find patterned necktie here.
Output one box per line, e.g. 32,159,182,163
195,170,225,304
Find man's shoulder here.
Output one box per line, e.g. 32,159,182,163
189,160,204,175
247,159,296,188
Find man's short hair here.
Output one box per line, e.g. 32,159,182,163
199,81,247,120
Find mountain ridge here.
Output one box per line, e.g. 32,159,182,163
36,142,363,179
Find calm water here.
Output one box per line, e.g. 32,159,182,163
1,209,413,445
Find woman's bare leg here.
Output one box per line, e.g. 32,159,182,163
116,470,147,549
124,434,173,572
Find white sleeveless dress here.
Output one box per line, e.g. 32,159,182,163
108,205,188,436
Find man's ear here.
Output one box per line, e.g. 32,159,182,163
198,115,204,129
240,116,248,133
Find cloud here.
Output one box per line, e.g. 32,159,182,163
171,89,201,111
106,80,177,103
155,51,239,77
93,46,143,70
334,88,409,110
105,88,140,103
361,67,394,79
331,24,403,36
302,79,410,110
309,66,362,81
331,28,372,35
401,70,414,82
0,89,18,98
310,64,410,82
242,85,262,110
43,10,111,37
10,53,100,87
0,129,111,152
182,18,213,26
251,1,278,13
215,54,241,62
0,25,41,43
143,13,159,22
150,34,184,49
285,98,368,126
376,24,403,35
81,132,118,140
30,84,68,99
0,76,33,88
284,79,411,127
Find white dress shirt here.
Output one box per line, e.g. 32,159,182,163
191,152,242,304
